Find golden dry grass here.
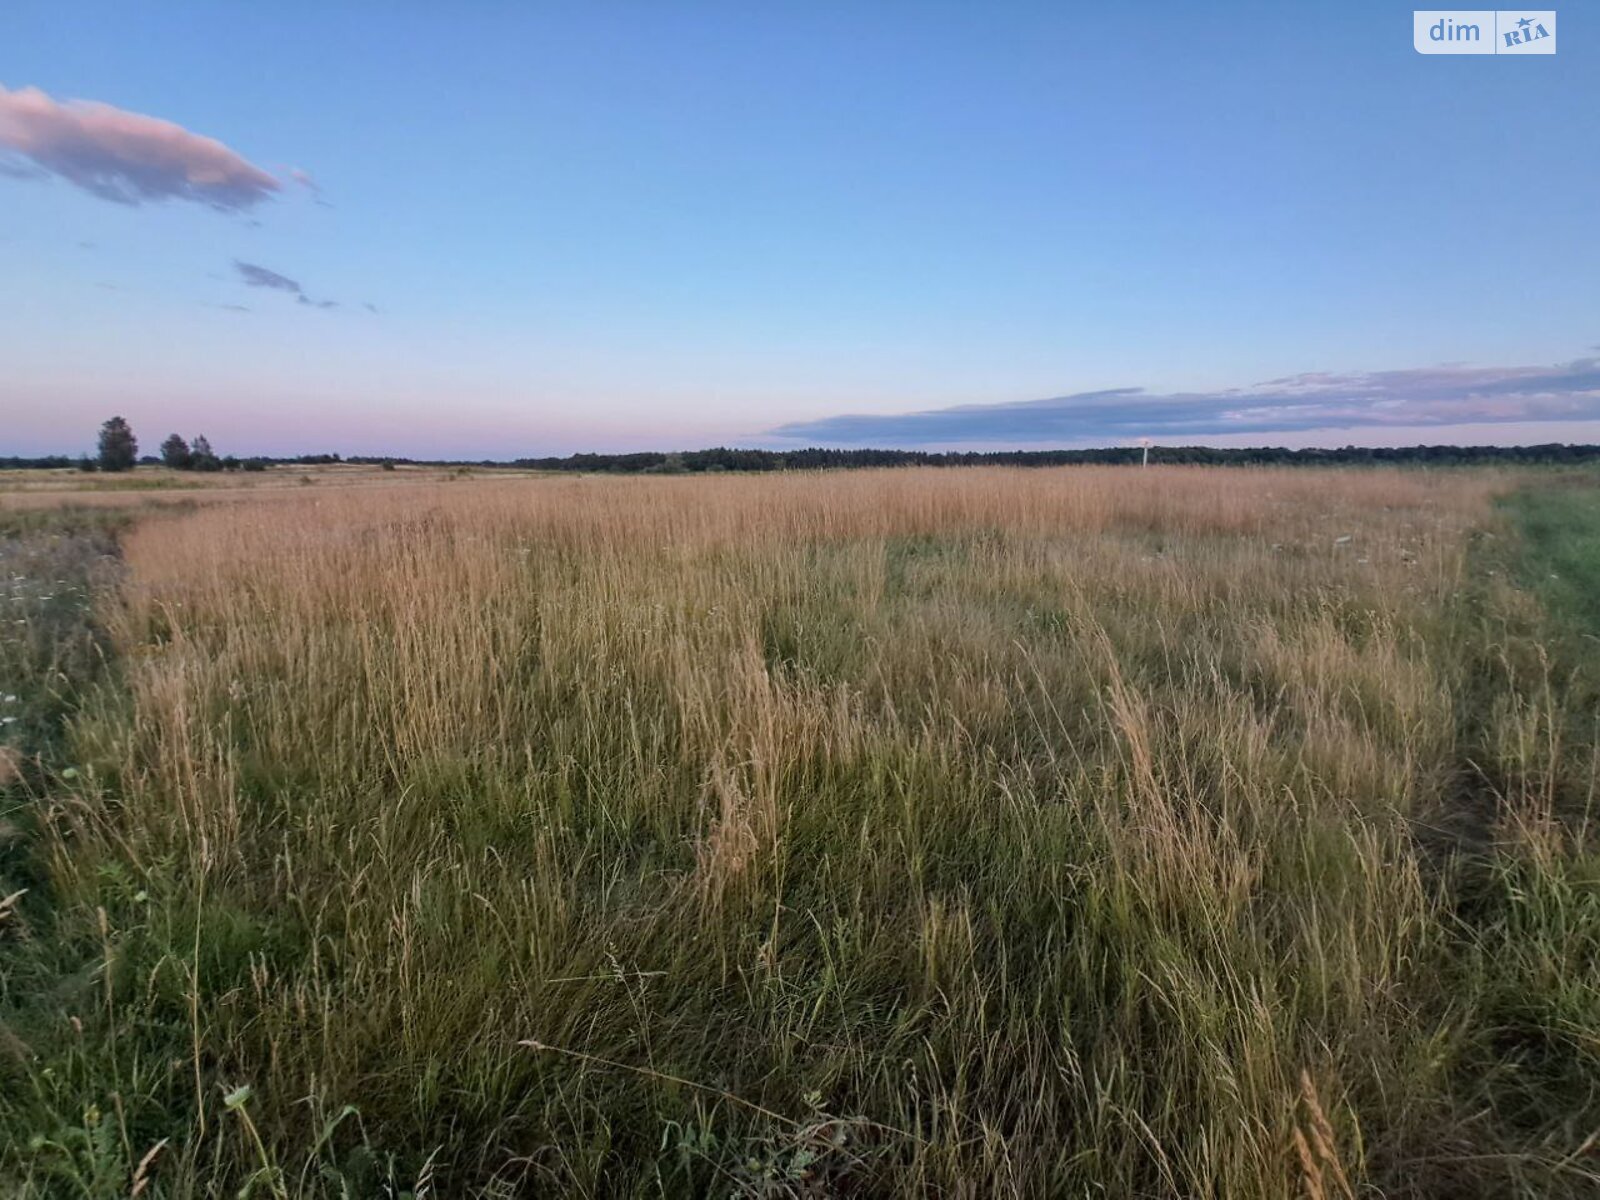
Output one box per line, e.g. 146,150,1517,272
0,462,546,513
4,465,1599,1197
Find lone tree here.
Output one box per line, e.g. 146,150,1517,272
159,433,192,469
96,417,138,472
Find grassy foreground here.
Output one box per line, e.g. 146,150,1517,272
1,467,1597,1197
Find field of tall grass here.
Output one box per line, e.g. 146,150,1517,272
2,466,1597,1197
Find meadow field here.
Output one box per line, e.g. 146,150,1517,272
1,465,1597,1197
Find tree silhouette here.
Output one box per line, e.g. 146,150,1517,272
96,417,138,472
160,433,192,469
190,434,221,472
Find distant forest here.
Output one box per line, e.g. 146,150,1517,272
504,443,1600,472
5,443,1600,473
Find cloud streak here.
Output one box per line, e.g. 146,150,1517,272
289,165,332,207
771,357,1600,446
0,84,279,212
234,260,338,309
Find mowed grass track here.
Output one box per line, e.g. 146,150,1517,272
1503,475,1600,636
2,467,1598,1197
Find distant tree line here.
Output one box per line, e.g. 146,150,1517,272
0,419,276,473
511,443,1600,473
6,427,1600,474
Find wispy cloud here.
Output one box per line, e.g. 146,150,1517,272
771,356,1600,446
234,260,338,308
289,165,331,207
0,84,278,212
0,156,46,180
235,261,303,294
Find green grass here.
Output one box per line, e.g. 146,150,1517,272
1501,470,1600,636
0,510,126,771
0,511,133,1195
2,469,1600,1197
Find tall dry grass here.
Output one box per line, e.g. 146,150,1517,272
6,466,1598,1197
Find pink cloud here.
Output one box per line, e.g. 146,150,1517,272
0,84,279,211
288,164,332,207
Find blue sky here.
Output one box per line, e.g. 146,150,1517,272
2,2,1597,457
